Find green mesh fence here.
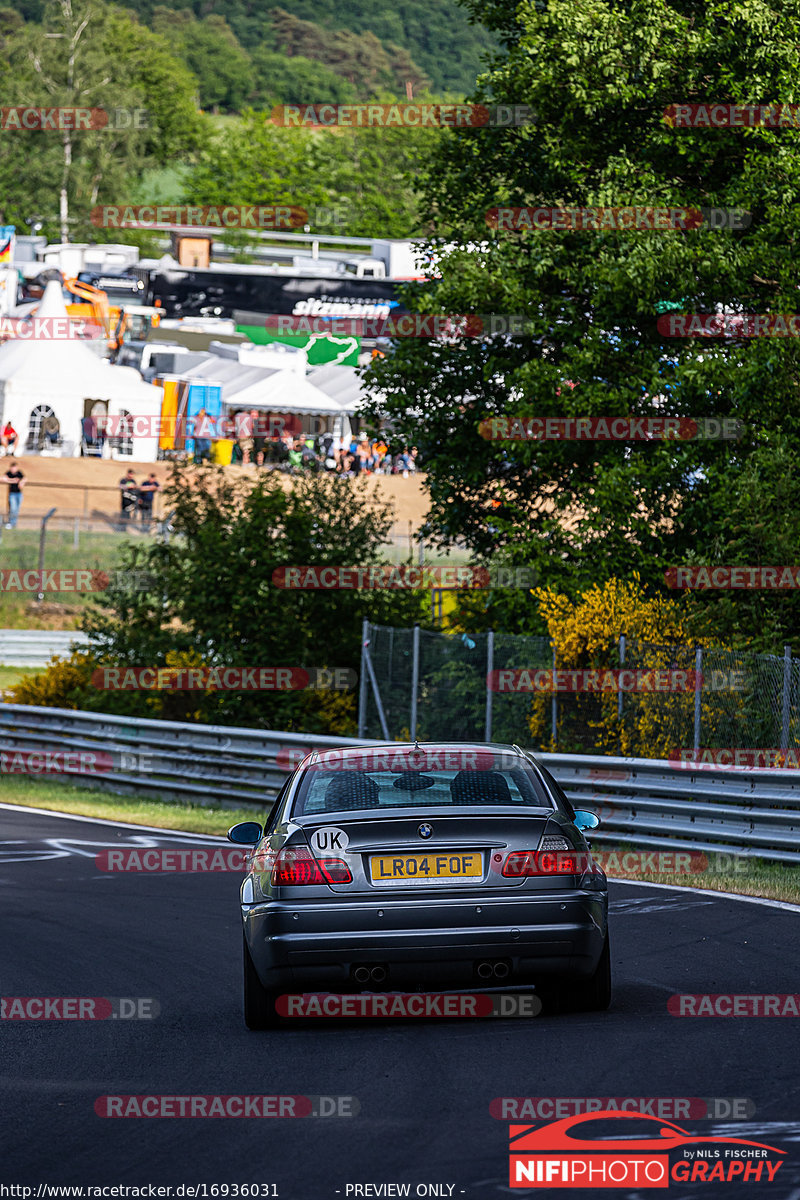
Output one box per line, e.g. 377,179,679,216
361,624,800,758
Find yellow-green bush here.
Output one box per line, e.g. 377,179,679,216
528,575,723,759
3,650,99,710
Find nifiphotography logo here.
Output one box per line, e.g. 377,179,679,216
507,1110,785,1188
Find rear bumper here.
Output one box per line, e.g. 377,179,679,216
242,890,607,991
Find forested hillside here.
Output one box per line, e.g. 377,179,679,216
8,0,494,97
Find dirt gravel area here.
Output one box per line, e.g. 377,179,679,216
0,457,430,529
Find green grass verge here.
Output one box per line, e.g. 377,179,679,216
0,529,129,629
0,666,36,691
0,778,797,902
0,774,271,836
598,844,800,904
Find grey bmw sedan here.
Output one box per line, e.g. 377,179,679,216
227,743,610,1028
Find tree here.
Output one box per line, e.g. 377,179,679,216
360,0,800,648
151,9,254,111
123,0,494,94
249,47,357,107
0,0,204,240
68,468,429,731
181,112,331,222
267,8,430,98
679,433,800,652
182,110,440,238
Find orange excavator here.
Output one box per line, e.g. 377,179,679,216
62,276,161,352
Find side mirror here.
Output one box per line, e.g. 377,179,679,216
573,809,600,831
227,821,263,845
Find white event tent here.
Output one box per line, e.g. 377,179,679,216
0,281,163,460
179,355,350,435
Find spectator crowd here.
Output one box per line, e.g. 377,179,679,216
193,409,418,476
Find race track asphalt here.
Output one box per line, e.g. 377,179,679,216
1,804,798,1199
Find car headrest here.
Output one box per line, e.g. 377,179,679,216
450,770,512,806
323,770,380,811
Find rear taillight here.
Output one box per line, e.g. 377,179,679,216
270,846,352,885
502,849,589,876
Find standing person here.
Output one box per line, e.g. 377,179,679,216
250,410,266,467
1,459,24,528
235,410,255,465
193,409,213,464
138,471,160,530
1,421,18,456
118,468,138,528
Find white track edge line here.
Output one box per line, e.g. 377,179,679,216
0,801,234,839
608,876,800,913
2,803,800,912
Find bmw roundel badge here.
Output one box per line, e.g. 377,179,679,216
418,823,433,839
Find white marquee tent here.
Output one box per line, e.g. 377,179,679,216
0,281,163,460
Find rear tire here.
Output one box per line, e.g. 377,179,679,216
538,933,612,1014
243,932,280,1030
566,931,612,1012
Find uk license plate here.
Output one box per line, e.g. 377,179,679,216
370,851,482,883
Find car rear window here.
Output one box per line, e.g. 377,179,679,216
291,764,554,817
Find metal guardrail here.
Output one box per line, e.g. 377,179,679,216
0,630,91,667
0,703,798,862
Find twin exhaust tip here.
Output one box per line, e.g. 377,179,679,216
353,965,387,984
477,960,511,980
353,962,510,985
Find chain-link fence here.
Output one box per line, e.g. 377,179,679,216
358,623,800,758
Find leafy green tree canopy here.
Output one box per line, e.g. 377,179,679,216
361,0,800,651
80,468,427,730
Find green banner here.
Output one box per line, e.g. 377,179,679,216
236,324,360,366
